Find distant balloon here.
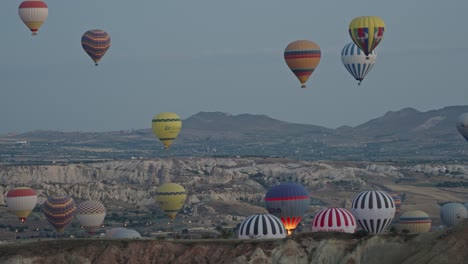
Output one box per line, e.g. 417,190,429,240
238,214,287,240
284,40,321,88
76,200,106,234
341,42,377,85
5,187,38,223
349,16,385,56
351,190,395,234
18,0,48,36
155,183,187,220
456,113,468,141
42,195,76,233
264,182,310,234
387,192,402,215
312,207,356,234
106,228,141,239
397,210,431,233
440,203,467,227
151,112,182,149
81,30,111,66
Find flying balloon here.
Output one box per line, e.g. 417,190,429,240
81,30,111,66
440,203,467,227
42,195,77,233
341,42,377,85
284,40,321,88
349,16,385,56
397,210,431,233
76,200,106,234
264,182,310,235
155,183,187,220
18,0,48,36
151,112,182,149
351,190,395,234
5,187,38,223
456,113,468,141
312,207,356,234
238,214,287,240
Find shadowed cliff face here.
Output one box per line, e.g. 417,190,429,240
1,220,467,264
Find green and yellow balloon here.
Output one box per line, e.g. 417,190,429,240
151,112,182,149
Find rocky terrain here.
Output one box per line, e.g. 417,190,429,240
1,220,467,264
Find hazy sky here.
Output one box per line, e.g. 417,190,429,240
1,1,467,134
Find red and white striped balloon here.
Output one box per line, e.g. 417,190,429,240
18,0,48,36
312,207,356,233
5,187,38,223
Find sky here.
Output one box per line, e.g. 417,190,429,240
1,0,467,134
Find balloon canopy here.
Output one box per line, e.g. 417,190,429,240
341,42,377,85
18,0,48,36
151,112,182,149
238,214,287,240
284,40,321,88
81,29,111,66
76,200,106,234
42,195,77,233
351,190,395,234
456,113,468,141
155,183,187,220
5,187,38,223
440,203,467,227
349,16,385,56
312,207,356,234
397,210,432,233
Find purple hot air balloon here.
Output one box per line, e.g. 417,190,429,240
42,195,76,233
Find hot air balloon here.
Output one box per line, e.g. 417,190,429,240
151,112,182,149
388,192,402,215
312,207,356,234
81,30,111,66
105,228,141,239
351,190,395,234
18,0,48,36
264,182,310,235
341,42,377,85
284,40,321,88
456,113,468,141
155,183,187,220
238,214,287,240
440,203,467,227
349,16,385,56
5,187,38,223
42,195,76,233
76,200,106,234
397,210,432,233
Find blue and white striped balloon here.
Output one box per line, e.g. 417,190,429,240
341,42,377,85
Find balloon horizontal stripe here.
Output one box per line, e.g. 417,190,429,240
7,188,36,197
19,1,48,8
155,192,186,195
152,119,182,122
284,50,321,55
265,196,309,201
399,220,432,224
158,138,176,141
284,54,321,59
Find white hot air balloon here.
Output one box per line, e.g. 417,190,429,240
312,207,356,234
341,42,377,85
440,203,467,227
351,190,396,234
238,214,287,240
18,0,49,36
76,201,106,234
456,113,468,141
106,228,141,239
5,187,38,223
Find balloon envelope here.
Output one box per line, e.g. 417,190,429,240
264,182,310,234
42,195,76,232
76,200,106,234
312,208,356,234
351,190,395,234
397,210,431,233
349,16,385,56
155,183,187,220
106,228,141,239
81,30,111,66
5,187,38,223
284,40,321,88
456,113,468,141
151,112,182,149
238,214,287,239
440,203,467,227
18,1,48,36
341,42,377,84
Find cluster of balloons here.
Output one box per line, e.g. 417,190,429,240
284,16,385,88
17,1,111,66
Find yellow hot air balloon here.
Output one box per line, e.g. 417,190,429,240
284,40,321,88
151,112,182,149
349,16,385,56
155,183,187,220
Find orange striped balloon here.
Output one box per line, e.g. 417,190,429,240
284,40,321,88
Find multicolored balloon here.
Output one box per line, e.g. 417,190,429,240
151,112,182,149
42,195,76,232
284,40,321,88
349,16,385,56
341,42,377,85
351,190,395,234
456,113,468,141
388,192,402,215
81,30,111,66
312,207,356,234
5,187,38,223
264,182,310,234
238,214,287,240
76,200,106,234
18,0,48,36
440,203,467,227
397,210,432,233
155,183,187,220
